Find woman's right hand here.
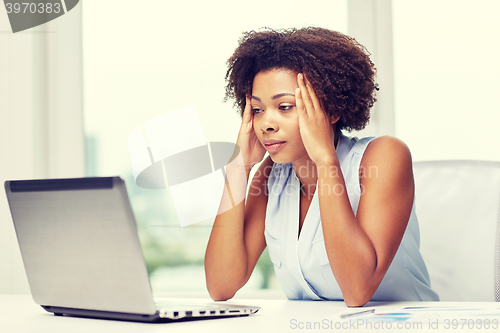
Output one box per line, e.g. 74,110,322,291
234,96,266,172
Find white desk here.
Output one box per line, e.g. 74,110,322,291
2,294,500,332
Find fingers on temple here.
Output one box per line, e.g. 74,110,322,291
297,73,315,114
296,87,308,119
304,75,322,112
242,95,252,123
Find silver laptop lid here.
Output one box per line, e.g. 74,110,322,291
5,177,157,315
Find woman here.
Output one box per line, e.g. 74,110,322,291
205,27,438,307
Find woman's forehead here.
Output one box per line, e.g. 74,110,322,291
252,68,299,96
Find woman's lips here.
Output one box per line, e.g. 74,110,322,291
263,141,286,152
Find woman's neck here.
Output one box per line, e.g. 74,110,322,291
292,157,318,200
292,129,340,199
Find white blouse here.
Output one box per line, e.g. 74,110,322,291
264,132,439,301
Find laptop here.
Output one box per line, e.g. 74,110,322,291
4,176,260,322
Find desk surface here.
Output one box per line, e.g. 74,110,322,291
2,294,500,332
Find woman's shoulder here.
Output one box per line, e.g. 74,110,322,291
342,133,408,153
363,135,412,163
360,135,413,183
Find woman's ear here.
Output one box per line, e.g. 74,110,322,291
330,114,340,124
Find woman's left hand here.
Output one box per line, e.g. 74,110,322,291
295,73,337,165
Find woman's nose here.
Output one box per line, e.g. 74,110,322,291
260,111,279,133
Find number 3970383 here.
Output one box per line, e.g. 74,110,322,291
5,2,62,14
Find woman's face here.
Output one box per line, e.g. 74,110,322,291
251,68,309,165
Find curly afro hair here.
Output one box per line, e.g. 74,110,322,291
224,27,378,132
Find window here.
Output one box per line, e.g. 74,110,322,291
83,0,348,295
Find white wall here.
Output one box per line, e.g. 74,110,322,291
0,12,34,294
393,0,500,162
0,5,84,294
348,0,395,138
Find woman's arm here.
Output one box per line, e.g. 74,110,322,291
316,136,414,307
205,96,272,300
295,73,414,307
204,156,272,300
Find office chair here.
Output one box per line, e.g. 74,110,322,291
413,160,500,301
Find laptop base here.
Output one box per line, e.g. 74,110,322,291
42,305,250,323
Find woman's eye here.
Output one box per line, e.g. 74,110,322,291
252,108,263,114
279,105,293,111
